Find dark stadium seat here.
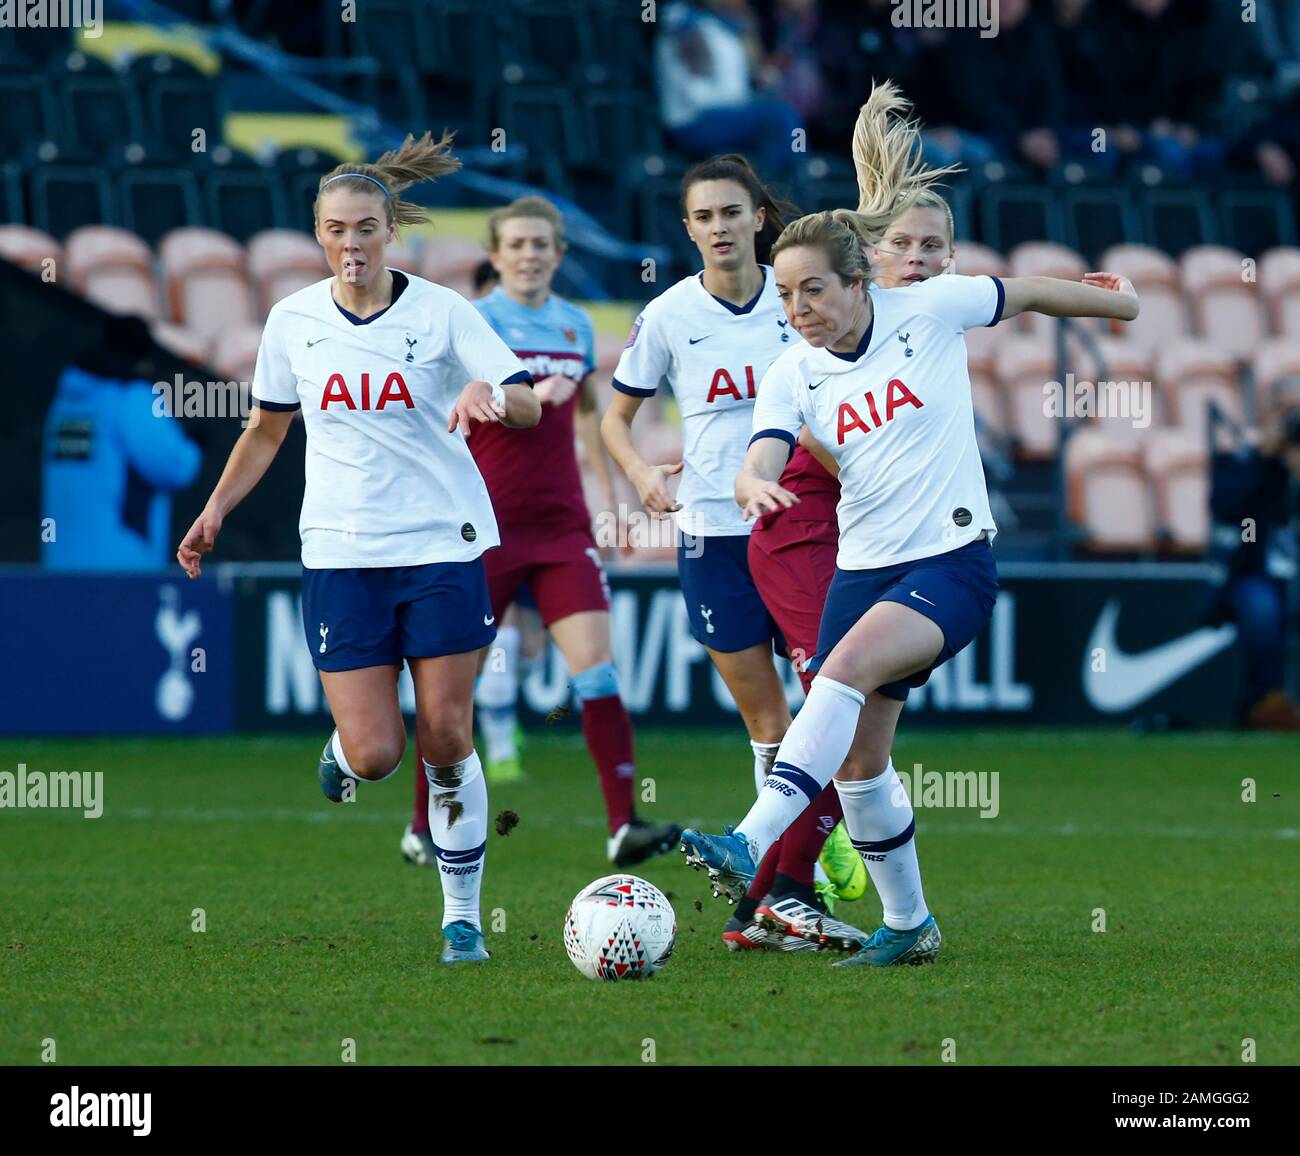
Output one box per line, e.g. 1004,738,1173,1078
590,1,654,88
1140,188,1216,257
979,186,1065,255
637,176,699,278
145,77,225,158
1,165,26,227
584,90,666,174
59,75,147,154
511,0,603,85
29,165,115,238
428,0,510,84
1219,189,1297,256
118,169,203,246
0,23,70,68
203,170,288,242
0,75,59,161
498,86,589,187
346,0,439,75
1061,186,1140,263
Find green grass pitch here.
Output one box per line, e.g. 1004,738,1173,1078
1,728,1296,1065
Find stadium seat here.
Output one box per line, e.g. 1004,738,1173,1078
1180,245,1266,360
595,332,629,394
1258,247,1300,336
1063,429,1156,553
159,227,255,341
346,0,438,76
246,229,330,315
994,334,1063,460
29,165,114,238
1084,337,1159,441
584,90,667,177
951,242,1006,278
1142,429,1209,554
145,77,225,159
498,86,589,183
0,74,58,160
59,75,147,154
0,224,60,273
209,322,265,383
1,161,22,224
512,1,602,85
383,238,422,276
1251,338,1300,427
979,185,1064,255
427,0,510,84
1062,185,1140,263
1219,189,1296,256
1007,242,1088,337
1096,243,1190,350
118,168,203,246
203,169,288,243
63,225,159,320
969,369,1008,439
151,321,209,367
1141,187,1216,257
1154,337,1245,441
961,321,1002,378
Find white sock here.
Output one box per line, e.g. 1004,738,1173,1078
735,677,864,866
750,740,781,796
834,761,928,930
476,626,520,763
424,750,488,930
330,730,359,778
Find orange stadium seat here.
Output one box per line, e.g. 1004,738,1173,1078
151,321,209,367
63,225,159,320
383,238,421,276
1097,243,1190,350
0,224,61,273
1258,247,1300,336
1008,241,1090,338
159,227,254,342
995,334,1063,459
1154,337,1245,441
1143,429,1209,554
961,321,1002,378
1180,244,1266,359
1084,337,1159,441
209,321,265,383
246,229,329,315
951,242,1006,278
1064,428,1156,553
969,369,1008,438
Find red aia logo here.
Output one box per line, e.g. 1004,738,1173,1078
320,372,414,410
836,379,923,444
705,366,757,403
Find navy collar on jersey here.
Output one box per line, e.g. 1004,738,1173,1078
827,306,875,363
696,266,766,315
333,269,409,325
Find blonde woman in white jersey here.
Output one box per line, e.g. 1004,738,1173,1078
177,133,541,965
681,93,1140,967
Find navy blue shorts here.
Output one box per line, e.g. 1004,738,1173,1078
301,559,496,672
809,537,999,701
678,533,783,653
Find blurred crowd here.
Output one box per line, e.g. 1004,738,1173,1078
656,0,1300,188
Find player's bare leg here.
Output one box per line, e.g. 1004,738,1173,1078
410,649,492,962
548,609,683,865
317,664,406,801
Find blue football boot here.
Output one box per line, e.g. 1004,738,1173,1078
679,824,756,904
832,913,942,967
441,920,490,964
317,738,351,803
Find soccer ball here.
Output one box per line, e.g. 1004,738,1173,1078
563,874,677,981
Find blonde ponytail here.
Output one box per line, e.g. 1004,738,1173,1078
314,130,462,231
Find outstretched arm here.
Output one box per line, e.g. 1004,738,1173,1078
1000,272,1139,323
736,435,800,520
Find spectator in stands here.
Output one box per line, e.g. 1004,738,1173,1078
941,0,1068,172
655,0,803,176
1205,411,1300,730
41,316,200,572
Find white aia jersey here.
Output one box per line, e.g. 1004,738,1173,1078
251,272,527,568
753,273,1005,570
612,266,799,537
